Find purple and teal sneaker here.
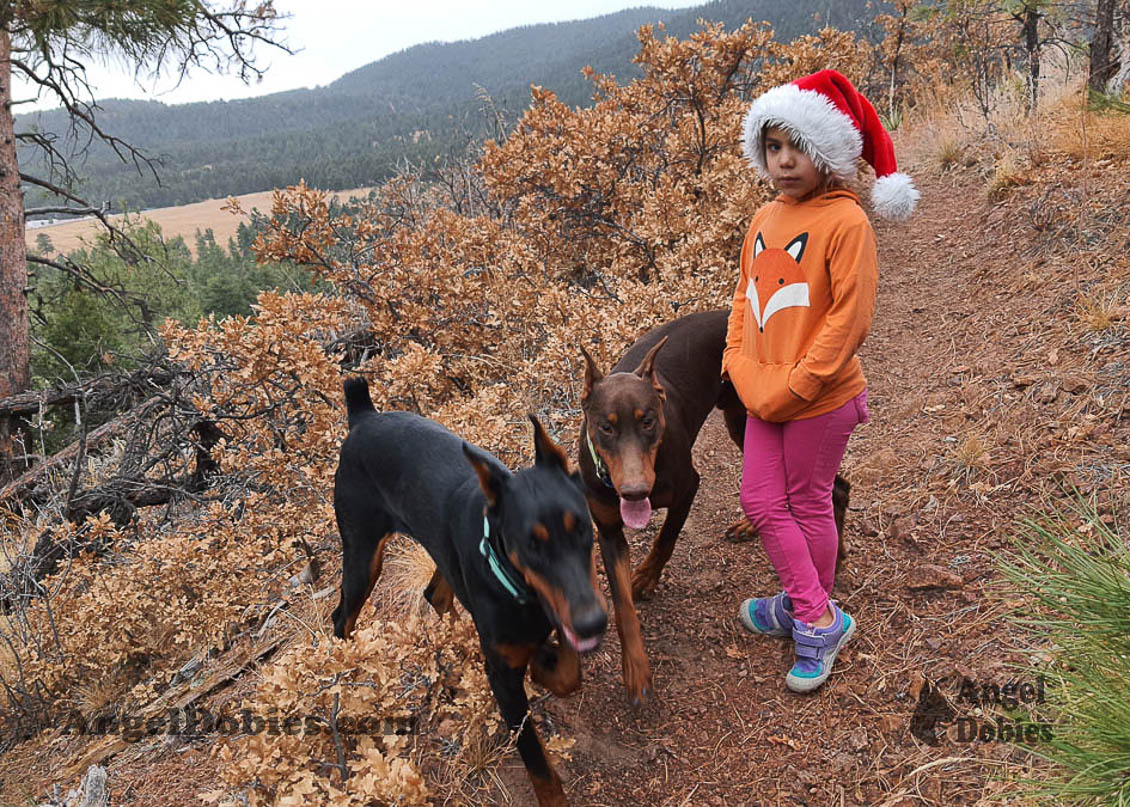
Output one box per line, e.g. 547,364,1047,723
786,601,856,693
738,591,794,638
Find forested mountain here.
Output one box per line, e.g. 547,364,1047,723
17,0,886,213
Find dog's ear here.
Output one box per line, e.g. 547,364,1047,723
633,335,667,379
634,336,668,401
529,414,570,472
580,347,603,403
462,443,507,507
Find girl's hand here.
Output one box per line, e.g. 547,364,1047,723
761,384,807,422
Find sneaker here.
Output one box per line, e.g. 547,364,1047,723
786,601,856,693
738,591,794,637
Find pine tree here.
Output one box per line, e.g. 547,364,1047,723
0,1,289,472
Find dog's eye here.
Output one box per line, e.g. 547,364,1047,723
598,422,615,436
531,523,549,545
641,415,656,430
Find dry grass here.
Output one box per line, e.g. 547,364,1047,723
373,535,442,618
72,672,131,719
897,58,1122,193
1075,290,1121,332
950,433,991,485
431,722,519,805
900,75,968,132
0,615,20,685
26,185,373,257
935,136,965,172
897,91,973,176
0,505,31,577
1052,102,1130,160
986,147,1031,198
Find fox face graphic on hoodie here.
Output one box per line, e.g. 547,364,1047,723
748,232,811,332
723,190,878,422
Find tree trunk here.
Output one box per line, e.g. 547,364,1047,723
0,30,30,478
1090,0,1119,93
888,6,908,120
1022,3,1040,114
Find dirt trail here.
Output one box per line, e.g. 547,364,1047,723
529,168,1055,806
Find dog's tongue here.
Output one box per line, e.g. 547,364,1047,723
562,625,602,654
620,497,652,530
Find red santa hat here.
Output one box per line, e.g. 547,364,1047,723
742,69,919,221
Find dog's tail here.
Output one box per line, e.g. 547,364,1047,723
343,377,376,429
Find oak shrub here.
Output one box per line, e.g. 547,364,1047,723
5,18,937,803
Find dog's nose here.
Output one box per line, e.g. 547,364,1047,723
619,483,651,501
573,605,608,639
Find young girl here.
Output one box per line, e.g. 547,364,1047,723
722,70,918,693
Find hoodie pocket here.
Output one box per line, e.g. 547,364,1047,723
854,389,870,425
727,358,806,423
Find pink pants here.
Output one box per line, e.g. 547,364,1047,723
739,390,868,623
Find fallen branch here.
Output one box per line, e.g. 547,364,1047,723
0,420,225,608
62,635,283,779
0,369,176,420
0,397,163,511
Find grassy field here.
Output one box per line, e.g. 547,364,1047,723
26,186,373,256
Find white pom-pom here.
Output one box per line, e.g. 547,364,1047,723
871,173,919,221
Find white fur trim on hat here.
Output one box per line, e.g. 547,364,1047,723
742,84,862,180
871,172,920,221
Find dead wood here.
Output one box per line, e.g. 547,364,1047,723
0,396,163,512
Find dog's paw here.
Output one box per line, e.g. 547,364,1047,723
626,667,652,708
723,518,757,543
532,641,582,697
630,569,660,601
621,645,653,707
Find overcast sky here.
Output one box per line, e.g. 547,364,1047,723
14,1,705,110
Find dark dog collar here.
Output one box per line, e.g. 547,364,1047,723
585,431,616,490
479,513,530,604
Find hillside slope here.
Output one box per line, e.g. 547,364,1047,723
16,0,885,212
5,118,1127,804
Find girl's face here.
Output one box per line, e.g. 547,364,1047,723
764,126,824,201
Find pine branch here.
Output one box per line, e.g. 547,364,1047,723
20,172,148,269
26,255,148,326
23,205,105,218
14,131,79,188
9,57,163,182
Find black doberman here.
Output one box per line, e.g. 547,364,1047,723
333,378,607,806
578,310,849,705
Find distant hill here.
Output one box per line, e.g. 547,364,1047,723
17,0,886,214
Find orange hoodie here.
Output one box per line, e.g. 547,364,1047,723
722,189,878,422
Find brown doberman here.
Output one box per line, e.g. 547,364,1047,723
578,310,849,705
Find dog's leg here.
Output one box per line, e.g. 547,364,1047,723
484,646,568,807
423,568,455,616
831,475,851,592
332,531,393,639
720,398,746,451
723,518,757,543
591,501,651,706
832,474,851,559
530,632,581,697
632,468,698,601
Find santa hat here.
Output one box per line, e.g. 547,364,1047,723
742,69,919,221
